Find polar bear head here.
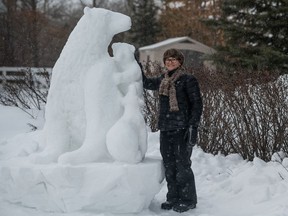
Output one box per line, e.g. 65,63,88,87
84,7,131,38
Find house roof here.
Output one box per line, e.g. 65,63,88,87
139,36,215,52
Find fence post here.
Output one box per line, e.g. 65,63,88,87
0,67,7,85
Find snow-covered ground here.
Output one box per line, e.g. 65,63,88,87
1,104,288,216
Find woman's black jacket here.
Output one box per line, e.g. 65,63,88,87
142,69,203,131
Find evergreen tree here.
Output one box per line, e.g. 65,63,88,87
206,0,288,74
126,0,161,49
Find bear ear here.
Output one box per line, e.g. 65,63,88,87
128,44,135,53
84,7,91,15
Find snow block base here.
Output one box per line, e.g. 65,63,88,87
0,158,164,213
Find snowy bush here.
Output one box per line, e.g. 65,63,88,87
195,68,288,162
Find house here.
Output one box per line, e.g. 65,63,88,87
138,36,216,68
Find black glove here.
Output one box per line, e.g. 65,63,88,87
184,125,198,146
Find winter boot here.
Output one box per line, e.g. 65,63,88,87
161,201,176,210
173,202,196,213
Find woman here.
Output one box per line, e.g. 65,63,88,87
141,49,203,213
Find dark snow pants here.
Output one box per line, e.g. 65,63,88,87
160,129,197,205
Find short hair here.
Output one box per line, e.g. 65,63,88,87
163,49,184,66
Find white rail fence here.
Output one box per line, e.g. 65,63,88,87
0,67,52,88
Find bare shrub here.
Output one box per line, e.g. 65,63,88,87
193,67,288,161
141,61,164,132
0,68,50,118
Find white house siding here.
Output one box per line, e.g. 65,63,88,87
139,36,216,68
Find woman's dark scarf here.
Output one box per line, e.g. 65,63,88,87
159,68,185,112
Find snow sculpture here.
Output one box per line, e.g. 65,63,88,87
0,8,164,214
106,43,147,163
30,7,147,164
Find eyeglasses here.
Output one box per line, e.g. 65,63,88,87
165,57,178,63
